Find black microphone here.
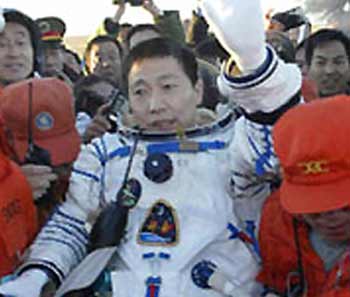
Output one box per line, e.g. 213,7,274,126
88,133,142,252
88,178,141,251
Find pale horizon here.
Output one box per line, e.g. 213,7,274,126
1,0,301,36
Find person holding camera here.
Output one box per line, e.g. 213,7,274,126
74,74,127,143
101,0,185,50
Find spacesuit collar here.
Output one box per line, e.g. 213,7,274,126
118,111,234,141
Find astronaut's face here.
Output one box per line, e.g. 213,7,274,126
128,56,203,132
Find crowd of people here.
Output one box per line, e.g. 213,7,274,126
0,0,350,296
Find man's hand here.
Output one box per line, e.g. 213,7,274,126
113,0,126,23
21,165,57,201
82,102,113,143
142,0,162,17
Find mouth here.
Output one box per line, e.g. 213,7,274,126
4,63,23,72
149,119,177,131
318,222,348,235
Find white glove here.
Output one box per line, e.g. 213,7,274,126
208,269,251,297
0,7,5,33
21,164,57,201
0,269,48,297
198,0,266,72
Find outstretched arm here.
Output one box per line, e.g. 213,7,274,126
199,0,302,114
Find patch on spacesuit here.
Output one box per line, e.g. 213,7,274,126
138,200,179,246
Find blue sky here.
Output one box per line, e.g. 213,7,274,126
1,0,299,36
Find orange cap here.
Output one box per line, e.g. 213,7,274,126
273,95,350,214
0,78,81,166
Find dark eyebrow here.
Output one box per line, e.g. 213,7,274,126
333,55,347,60
130,79,147,89
313,55,327,60
158,74,181,81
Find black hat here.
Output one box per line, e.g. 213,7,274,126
4,9,42,73
36,16,66,49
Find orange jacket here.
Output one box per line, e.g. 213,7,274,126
258,191,350,297
0,154,38,277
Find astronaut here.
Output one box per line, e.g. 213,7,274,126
0,0,301,296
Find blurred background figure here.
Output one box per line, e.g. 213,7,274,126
267,6,312,47
305,29,350,98
63,47,84,83
36,16,74,87
74,74,126,143
0,9,41,88
84,35,123,88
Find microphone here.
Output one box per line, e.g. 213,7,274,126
191,260,251,297
88,132,142,252
88,178,142,252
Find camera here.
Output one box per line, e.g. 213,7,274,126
112,0,143,6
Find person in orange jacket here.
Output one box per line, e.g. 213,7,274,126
258,95,350,297
0,115,38,277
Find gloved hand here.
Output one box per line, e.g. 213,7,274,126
0,269,48,297
198,0,266,72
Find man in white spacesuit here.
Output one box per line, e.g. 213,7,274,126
0,0,301,296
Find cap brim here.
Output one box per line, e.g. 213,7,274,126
280,177,350,214
13,129,81,166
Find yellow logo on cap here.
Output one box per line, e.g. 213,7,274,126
298,160,329,175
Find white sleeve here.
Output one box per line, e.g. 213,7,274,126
228,118,279,224
218,49,302,114
20,139,106,283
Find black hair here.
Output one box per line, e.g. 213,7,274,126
4,9,42,74
305,29,350,66
84,35,123,73
120,23,132,29
125,24,161,49
123,37,198,92
65,48,82,66
74,74,115,116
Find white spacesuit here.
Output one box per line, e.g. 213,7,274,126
0,0,302,296
29,112,259,297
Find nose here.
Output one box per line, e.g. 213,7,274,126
324,62,337,74
149,90,166,113
6,42,21,57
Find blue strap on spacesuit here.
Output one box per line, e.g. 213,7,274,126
74,139,227,182
147,140,226,154
227,222,260,258
108,140,226,161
